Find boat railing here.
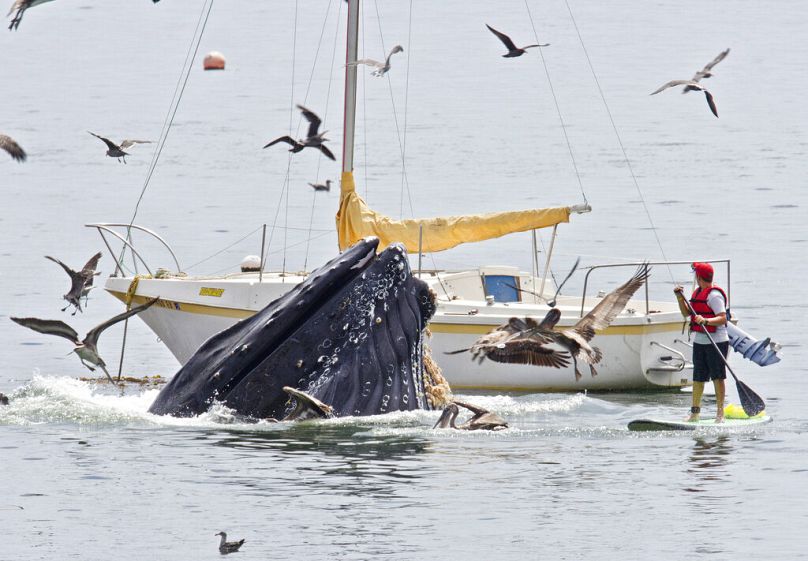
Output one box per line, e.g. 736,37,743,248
579,259,731,318
85,223,182,277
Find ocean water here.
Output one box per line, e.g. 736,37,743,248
1,1,806,559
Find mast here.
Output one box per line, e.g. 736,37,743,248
341,0,360,174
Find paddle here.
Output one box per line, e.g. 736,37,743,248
677,290,766,416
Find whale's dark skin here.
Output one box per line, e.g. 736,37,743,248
148,238,437,419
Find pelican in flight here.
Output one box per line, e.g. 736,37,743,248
433,401,508,431
88,132,153,164
11,296,159,383
0,133,26,161
348,45,404,77
650,81,719,117
486,24,549,58
45,252,102,315
682,48,730,93
308,180,332,192
263,105,335,161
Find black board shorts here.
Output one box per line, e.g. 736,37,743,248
693,341,729,382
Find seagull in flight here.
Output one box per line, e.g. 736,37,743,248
0,133,26,161
348,45,404,77
650,80,719,117
308,180,332,192
7,0,53,31
486,24,549,58
11,296,159,383
88,132,153,164
682,48,730,93
263,105,335,161
45,252,102,315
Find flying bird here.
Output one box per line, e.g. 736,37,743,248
263,105,335,161
7,0,53,31
650,80,718,117
10,296,159,383
45,252,103,315
215,532,245,555
486,24,549,57
308,180,332,192
347,45,404,77
433,401,508,431
445,314,570,369
683,48,730,93
88,132,153,164
0,133,26,161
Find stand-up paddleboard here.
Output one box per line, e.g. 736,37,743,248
630,403,772,431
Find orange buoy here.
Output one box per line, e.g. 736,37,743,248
203,51,226,71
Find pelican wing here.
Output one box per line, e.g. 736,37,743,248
296,104,322,138
88,131,119,151
573,266,649,337
486,24,518,51
0,134,26,162
263,136,297,149
84,296,159,347
452,400,491,417
482,337,571,369
10,317,80,345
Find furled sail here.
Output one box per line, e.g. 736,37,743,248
336,172,576,253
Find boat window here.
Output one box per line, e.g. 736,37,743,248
482,275,520,303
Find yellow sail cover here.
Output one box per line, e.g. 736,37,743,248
336,171,571,252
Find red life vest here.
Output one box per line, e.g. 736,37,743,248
690,286,727,333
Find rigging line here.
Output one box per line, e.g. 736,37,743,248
562,0,675,283
119,0,214,266
305,0,343,270
282,0,300,275
361,1,369,198
399,0,414,218
204,230,334,276
184,225,263,272
523,0,588,206
372,0,414,219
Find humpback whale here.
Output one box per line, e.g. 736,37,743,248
149,238,444,420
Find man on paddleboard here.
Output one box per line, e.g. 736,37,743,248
674,262,729,423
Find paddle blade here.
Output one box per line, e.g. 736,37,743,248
736,379,766,416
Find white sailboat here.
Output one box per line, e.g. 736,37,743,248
94,0,720,392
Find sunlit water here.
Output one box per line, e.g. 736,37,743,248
1,1,806,560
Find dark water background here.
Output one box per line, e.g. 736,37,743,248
1,1,806,559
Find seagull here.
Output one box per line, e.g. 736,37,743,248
433,401,508,431
0,134,26,161
10,296,159,384
347,45,404,77
215,532,245,555
486,24,549,58
683,49,730,93
263,105,335,161
308,180,332,192
650,80,719,117
445,314,570,369
88,132,153,164
45,252,102,315
7,0,53,31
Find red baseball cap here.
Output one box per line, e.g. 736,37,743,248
692,262,714,282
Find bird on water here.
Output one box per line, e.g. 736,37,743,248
486,24,549,57
88,132,153,164
215,532,245,555
263,105,335,161
45,252,102,315
348,44,404,77
0,133,26,161
11,297,159,383
433,401,508,431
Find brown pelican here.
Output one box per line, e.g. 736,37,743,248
88,132,153,164
486,24,549,58
347,45,404,77
445,314,569,369
45,252,102,315
650,80,719,118
308,179,332,192
215,532,245,555
433,401,508,431
10,296,159,383
263,105,335,161
0,133,26,161
683,49,730,93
